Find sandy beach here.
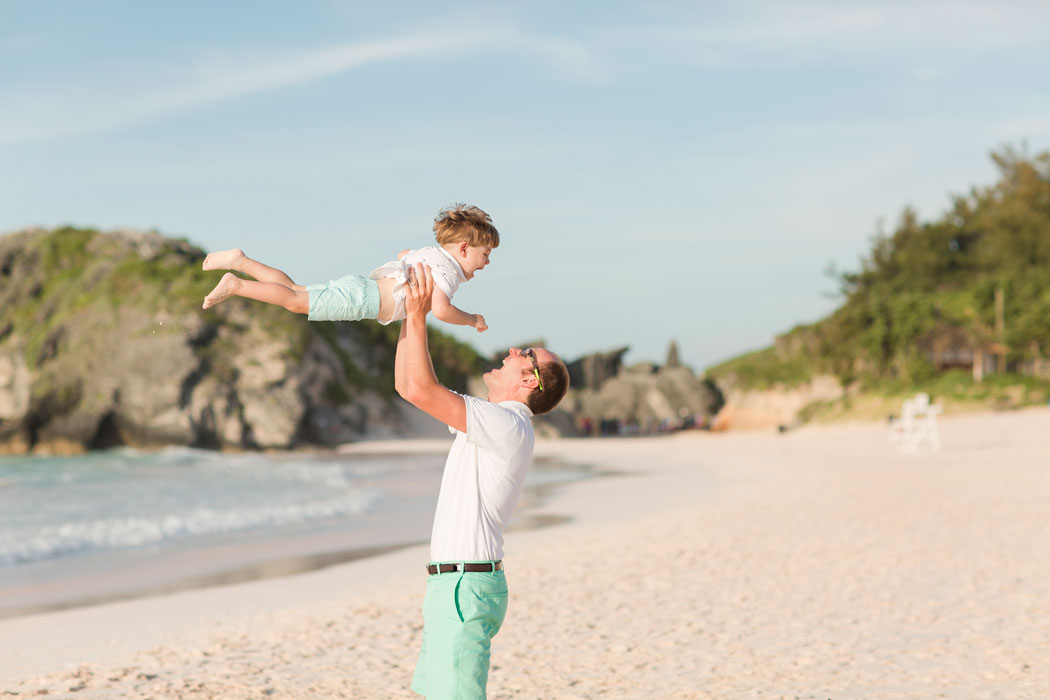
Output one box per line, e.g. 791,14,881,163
3,408,1049,699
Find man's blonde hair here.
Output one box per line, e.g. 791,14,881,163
434,204,500,248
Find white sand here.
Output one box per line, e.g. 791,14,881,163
3,408,1050,699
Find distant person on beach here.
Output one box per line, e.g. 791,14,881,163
200,204,497,332
395,262,569,699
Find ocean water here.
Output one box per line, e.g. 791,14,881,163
0,445,593,616
0,448,382,567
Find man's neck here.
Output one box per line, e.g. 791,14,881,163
488,391,530,407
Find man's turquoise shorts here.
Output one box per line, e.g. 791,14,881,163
305,274,380,322
412,565,509,699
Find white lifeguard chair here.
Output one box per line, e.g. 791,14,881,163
889,393,942,452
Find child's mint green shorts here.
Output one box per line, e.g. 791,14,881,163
305,274,380,322
412,565,509,699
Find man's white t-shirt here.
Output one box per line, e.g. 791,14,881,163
429,395,536,563
370,246,467,325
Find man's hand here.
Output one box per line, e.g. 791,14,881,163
472,314,488,332
405,263,434,319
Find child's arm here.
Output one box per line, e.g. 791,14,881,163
431,288,487,332
396,249,411,260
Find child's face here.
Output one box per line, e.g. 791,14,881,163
461,245,492,280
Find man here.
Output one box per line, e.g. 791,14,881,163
395,263,570,699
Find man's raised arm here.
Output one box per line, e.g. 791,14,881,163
394,263,468,433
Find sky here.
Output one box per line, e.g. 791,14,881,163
3,1,1050,372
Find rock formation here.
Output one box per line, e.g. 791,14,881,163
566,347,629,392
465,343,722,437
0,227,482,454
556,343,724,435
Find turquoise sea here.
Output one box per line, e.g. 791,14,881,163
0,446,593,617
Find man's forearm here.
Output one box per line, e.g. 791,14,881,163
396,314,440,397
394,319,410,396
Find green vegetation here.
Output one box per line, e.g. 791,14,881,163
38,226,95,273
707,147,1050,411
314,316,487,397
705,346,813,390
6,229,220,367
798,371,1050,425
427,327,489,389
313,321,372,392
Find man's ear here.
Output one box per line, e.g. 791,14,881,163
520,371,539,391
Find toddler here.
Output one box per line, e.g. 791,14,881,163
201,204,497,332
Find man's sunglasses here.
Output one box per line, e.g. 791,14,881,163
520,348,544,392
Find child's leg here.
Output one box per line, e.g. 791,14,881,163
203,272,309,313
202,249,306,291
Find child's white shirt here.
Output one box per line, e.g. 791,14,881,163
369,246,468,325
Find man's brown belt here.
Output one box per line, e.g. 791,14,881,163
426,561,503,575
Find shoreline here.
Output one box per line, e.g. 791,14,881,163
4,408,1049,697
0,448,596,621
0,541,417,621
0,512,576,622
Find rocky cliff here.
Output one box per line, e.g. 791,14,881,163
554,343,724,435
0,227,483,454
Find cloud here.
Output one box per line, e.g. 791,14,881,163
0,28,601,145
637,1,1050,62
146,34,479,115
512,33,607,82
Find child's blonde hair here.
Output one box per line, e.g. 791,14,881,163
434,204,500,248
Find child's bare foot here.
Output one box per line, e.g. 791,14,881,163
203,273,241,309
202,248,247,272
